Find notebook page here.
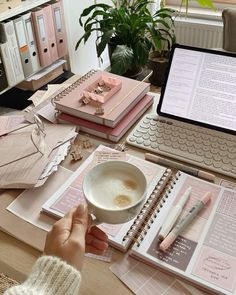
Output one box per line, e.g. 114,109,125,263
130,172,236,295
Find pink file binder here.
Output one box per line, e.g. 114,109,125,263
42,4,59,63
51,0,68,58
31,7,52,67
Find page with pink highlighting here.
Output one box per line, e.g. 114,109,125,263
130,172,236,295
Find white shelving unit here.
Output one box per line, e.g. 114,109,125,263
0,0,51,22
0,0,62,95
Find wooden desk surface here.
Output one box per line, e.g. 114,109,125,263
0,80,234,294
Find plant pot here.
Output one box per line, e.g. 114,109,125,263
147,51,169,87
123,65,143,79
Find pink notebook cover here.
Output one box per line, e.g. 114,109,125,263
53,70,150,127
58,94,154,142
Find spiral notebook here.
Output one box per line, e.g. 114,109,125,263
57,93,154,142
41,145,172,252
51,70,150,127
129,171,236,295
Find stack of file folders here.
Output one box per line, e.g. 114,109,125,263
0,0,67,92
0,118,77,189
56,69,153,142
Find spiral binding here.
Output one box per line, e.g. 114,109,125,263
122,168,173,244
51,69,97,105
133,171,181,247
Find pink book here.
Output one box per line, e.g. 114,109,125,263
52,70,150,127
58,94,154,142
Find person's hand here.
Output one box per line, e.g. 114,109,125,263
44,203,108,271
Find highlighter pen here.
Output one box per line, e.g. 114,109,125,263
159,191,212,252
145,153,215,182
158,186,192,241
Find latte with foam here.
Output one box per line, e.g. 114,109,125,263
83,161,147,224
86,169,143,210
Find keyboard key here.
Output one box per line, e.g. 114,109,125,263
150,136,157,142
143,134,150,140
232,160,236,167
151,142,158,149
205,152,213,159
222,158,231,164
144,140,151,146
136,138,144,144
140,124,149,129
128,136,136,142
148,130,156,136
213,162,222,168
204,159,213,166
229,147,236,153
228,153,236,160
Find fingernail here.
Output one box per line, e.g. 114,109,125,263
76,202,86,215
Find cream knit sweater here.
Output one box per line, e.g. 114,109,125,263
4,256,81,295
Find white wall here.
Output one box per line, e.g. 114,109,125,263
62,0,100,75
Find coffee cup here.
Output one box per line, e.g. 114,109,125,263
82,161,147,224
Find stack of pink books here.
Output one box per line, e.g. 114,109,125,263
54,69,153,142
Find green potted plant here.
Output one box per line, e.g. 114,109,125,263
75,0,176,78
147,6,176,86
147,0,215,86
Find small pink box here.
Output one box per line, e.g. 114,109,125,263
82,75,122,104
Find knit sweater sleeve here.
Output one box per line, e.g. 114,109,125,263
4,256,81,295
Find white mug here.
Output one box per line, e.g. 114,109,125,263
82,161,147,224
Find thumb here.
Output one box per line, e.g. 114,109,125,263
70,203,88,240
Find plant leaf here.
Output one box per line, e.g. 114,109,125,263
133,39,151,65
96,30,115,57
110,45,133,75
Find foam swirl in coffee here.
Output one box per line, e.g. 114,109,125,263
87,169,144,210
114,194,132,208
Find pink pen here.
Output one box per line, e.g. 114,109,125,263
159,191,212,252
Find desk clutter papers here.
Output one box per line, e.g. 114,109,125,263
0,114,28,136
24,83,71,124
5,166,114,267
0,119,78,189
5,166,72,251
5,164,112,264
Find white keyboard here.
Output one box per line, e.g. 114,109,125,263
126,114,236,178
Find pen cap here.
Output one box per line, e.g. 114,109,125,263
198,171,215,182
178,186,191,207
159,232,176,252
200,191,212,205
